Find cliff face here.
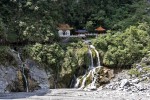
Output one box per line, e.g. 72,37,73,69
0,65,17,93
0,59,50,93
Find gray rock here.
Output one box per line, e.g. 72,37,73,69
134,83,148,91
136,64,142,69
89,86,97,91
0,60,50,93
120,79,129,88
117,87,123,91
25,59,50,89
131,78,140,84
131,86,138,92
0,65,17,93
0,80,8,93
29,66,49,89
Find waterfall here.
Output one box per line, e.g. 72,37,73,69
93,47,101,67
69,74,76,88
89,45,101,67
74,43,102,90
87,68,97,89
17,51,29,92
79,70,92,89
74,74,86,88
22,65,29,92
88,47,94,69
74,78,80,88
10,49,29,92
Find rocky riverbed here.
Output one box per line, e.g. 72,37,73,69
0,68,150,100
0,89,150,100
0,52,150,100
0,66,150,100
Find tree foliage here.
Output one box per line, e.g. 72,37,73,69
0,0,150,77
94,23,150,67
0,0,149,42
24,41,88,86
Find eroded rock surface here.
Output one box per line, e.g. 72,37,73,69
103,70,150,93
24,59,50,90
0,60,50,93
0,65,17,93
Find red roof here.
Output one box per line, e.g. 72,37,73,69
95,26,105,31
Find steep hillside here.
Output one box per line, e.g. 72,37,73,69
0,0,150,93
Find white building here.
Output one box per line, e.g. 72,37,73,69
57,24,73,37
58,30,70,36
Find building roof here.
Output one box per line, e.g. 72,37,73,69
95,26,105,31
57,24,73,31
75,29,88,33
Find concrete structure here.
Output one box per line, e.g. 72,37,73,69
57,24,73,37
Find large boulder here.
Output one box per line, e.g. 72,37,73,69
0,59,50,93
0,65,17,93
25,59,50,89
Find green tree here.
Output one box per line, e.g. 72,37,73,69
94,23,150,67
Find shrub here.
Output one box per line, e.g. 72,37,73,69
94,23,150,68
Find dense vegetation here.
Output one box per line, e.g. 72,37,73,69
94,23,150,67
1,0,150,42
0,0,150,87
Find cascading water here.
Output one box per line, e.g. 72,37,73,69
69,74,76,88
79,70,92,89
22,65,29,92
74,78,80,88
86,68,97,89
74,43,102,90
88,46,94,69
11,49,29,92
91,46,101,67
74,74,86,88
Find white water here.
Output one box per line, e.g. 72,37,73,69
90,45,101,67
91,68,96,86
79,70,92,89
86,68,98,90
88,47,94,69
17,52,29,92
74,78,80,88
74,44,102,89
22,68,29,92
89,45,95,49
70,74,76,88
93,48,101,67
11,49,29,92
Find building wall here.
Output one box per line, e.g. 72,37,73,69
58,30,70,36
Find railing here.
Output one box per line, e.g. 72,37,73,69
59,33,99,38
59,34,86,37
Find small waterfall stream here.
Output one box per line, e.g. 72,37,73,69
74,78,80,88
11,49,29,92
22,65,29,92
79,70,92,89
86,68,97,89
89,45,101,67
88,46,94,69
74,43,102,90
93,47,101,67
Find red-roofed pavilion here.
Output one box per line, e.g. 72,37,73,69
95,26,106,33
95,26,105,31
